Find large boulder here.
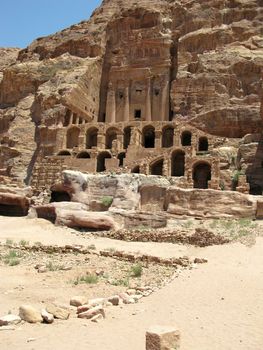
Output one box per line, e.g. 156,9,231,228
165,188,257,219
19,305,42,324
34,201,119,230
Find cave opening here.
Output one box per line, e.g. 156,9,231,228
50,191,71,203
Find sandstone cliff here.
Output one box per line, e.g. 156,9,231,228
0,0,262,185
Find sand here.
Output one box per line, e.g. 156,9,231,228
0,216,263,350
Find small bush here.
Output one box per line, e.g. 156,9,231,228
87,244,96,250
130,263,143,278
101,196,113,207
5,239,13,246
73,274,98,285
3,250,22,266
46,261,64,271
110,277,130,287
8,258,20,266
19,240,29,247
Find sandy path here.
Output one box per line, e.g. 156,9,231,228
0,217,263,350
0,217,195,259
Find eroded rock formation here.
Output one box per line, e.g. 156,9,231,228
0,0,262,218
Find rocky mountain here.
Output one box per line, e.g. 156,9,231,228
0,0,262,186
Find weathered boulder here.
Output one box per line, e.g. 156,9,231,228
107,295,120,306
165,188,257,219
41,309,54,324
0,186,31,216
70,296,88,307
19,305,42,324
78,306,105,320
146,326,181,350
46,304,70,320
34,201,118,230
0,314,21,326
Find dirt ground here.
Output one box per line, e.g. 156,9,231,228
0,216,263,350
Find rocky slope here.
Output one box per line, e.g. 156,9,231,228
0,0,262,185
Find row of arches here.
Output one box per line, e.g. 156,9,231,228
65,126,209,151
57,149,211,188
57,150,126,173
134,157,212,189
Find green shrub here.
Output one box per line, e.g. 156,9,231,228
73,274,98,285
46,261,65,271
110,277,130,287
3,250,22,266
5,239,13,246
8,258,20,266
87,244,96,250
19,240,29,247
101,196,113,207
130,263,143,278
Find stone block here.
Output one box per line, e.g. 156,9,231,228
146,326,180,350
256,200,263,219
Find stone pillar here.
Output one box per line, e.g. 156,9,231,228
97,133,105,150
124,83,130,122
174,131,180,147
76,116,80,125
146,326,180,350
117,133,123,152
160,79,169,121
79,128,86,149
69,111,73,125
145,78,152,122
106,83,116,124
155,130,162,148
192,134,197,156
163,158,169,177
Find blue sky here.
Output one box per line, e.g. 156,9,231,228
0,0,102,48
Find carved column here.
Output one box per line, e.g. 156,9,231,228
155,129,162,148
69,111,73,125
106,83,116,124
97,133,105,150
124,83,130,122
163,158,169,177
160,78,169,121
174,131,180,147
79,128,86,150
145,78,152,122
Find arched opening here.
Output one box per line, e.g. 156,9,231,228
86,127,98,149
0,204,28,217
67,127,80,149
76,152,91,159
118,152,126,167
181,131,192,146
199,137,209,151
131,166,140,174
124,127,132,149
143,126,155,148
106,128,118,149
171,150,185,177
150,159,164,176
50,191,71,203
249,183,262,196
97,152,111,173
57,150,71,156
193,162,211,189
162,127,174,148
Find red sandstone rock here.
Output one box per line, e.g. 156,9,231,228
77,306,105,320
